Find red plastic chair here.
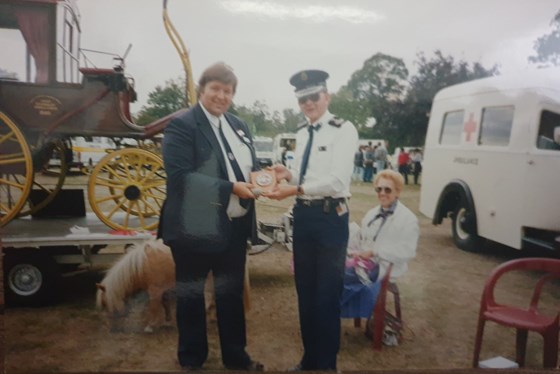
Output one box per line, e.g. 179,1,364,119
353,262,404,350
472,257,560,368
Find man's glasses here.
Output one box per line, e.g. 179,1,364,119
375,186,393,194
298,92,321,104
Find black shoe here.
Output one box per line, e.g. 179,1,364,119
226,360,264,371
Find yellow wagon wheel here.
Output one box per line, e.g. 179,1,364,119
107,168,163,218
88,148,166,231
18,139,69,217
107,138,163,217
0,111,33,227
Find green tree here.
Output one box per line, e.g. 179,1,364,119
234,101,294,137
250,101,271,135
400,50,498,146
281,108,305,133
529,10,560,67
329,86,371,137
346,53,409,101
339,53,409,144
135,77,187,125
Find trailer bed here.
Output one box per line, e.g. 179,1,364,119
2,213,158,305
1,213,155,248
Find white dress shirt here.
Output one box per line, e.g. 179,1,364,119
201,104,253,218
291,110,359,199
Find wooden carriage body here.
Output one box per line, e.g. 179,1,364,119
0,0,179,229
0,67,145,139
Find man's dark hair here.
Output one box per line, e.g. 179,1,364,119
198,62,238,93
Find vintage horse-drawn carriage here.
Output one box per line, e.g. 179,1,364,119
0,0,195,231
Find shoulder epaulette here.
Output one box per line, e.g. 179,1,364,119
296,122,308,131
328,116,345,128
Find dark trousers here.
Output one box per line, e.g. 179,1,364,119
363,165,374,182
292,202,349,370
170,217,251,368
413,161,422,184
398,164,409,184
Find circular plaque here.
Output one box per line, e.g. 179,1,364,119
255,172,273,187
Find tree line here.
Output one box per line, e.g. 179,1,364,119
134,10,559,151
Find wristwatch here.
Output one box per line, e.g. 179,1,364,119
297,185,303,195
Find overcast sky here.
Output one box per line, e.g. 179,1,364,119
1,0,558,114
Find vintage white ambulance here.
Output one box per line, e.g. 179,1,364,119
419,67,560,252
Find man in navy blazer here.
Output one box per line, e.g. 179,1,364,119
161,62,263,371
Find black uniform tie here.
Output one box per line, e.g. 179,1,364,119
218,120,249,208
218,120,245,182
299,124,319,183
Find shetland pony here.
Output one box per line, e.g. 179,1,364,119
96,239,251,333
96,239,176,332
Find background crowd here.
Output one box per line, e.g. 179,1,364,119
353,144,423,185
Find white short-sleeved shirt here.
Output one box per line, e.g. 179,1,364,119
291,111,358,199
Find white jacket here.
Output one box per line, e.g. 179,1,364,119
351,201,419,281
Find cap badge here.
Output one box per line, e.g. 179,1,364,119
301,72,308,81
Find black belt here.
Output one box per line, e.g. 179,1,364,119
296,197,347,207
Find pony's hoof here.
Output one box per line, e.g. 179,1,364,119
144,326,154,333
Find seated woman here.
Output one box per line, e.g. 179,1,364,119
341,169,419,318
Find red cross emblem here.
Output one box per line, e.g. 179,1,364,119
464,113,477,142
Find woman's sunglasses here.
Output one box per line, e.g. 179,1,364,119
298,92,321,104
375,186,393,194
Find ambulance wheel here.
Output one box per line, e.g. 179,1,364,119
451,202,483,253
3,250,60,306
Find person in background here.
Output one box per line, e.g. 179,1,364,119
363,144,375,183
342,169,419,320
397,147,410,185
374,141,388,172
281,146,288,166
411,148,423,185
285,142,296,170
265,69,358,371
161,62,263,371
353,145,364,182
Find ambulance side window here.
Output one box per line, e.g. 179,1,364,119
439,110,464,145
536,110,560,151
478,106,514,146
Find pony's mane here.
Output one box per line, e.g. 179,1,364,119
96,239,169,313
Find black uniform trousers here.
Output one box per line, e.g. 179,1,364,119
170,215,251,369
292,201,349,370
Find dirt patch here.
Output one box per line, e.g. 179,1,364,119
3,183,559,372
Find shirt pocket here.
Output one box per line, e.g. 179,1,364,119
314,141,331,162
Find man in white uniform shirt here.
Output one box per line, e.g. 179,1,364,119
265,69,358,371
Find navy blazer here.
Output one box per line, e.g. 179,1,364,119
160,103,257,253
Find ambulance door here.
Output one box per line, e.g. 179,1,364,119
523,104,560,247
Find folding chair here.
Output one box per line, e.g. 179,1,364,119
353,262,404,350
